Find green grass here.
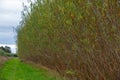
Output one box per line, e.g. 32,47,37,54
0,58,63,80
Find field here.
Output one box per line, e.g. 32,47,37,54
0,58,64,80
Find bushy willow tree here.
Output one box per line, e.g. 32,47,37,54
17,0,120,79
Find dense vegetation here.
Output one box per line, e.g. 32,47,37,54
17,0,120,79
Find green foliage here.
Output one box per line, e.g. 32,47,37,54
17,0,120,80
0,50,12,57
0,46,11,53
0,49,17,57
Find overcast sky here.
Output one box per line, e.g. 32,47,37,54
0,0,30,53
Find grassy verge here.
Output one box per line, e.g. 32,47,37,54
0,58,64,80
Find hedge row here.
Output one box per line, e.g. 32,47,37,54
17,0,120,79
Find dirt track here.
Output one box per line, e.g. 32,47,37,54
0,56,9,66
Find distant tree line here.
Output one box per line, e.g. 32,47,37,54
0,46,17,57
0,46,11,53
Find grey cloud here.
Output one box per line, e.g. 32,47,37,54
0,0,30,46
0,37,15,44
0,26,13,32
0,0,30,53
